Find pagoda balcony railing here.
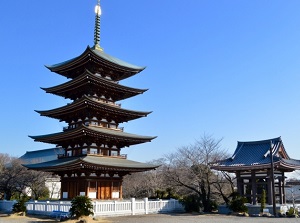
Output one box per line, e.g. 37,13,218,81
95,98,121,107
63,125,124,132
57,152,127,159
87,123,124,132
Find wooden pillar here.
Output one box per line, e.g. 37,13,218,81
278,178,283,204
110,181,113,199
267,169,273,205
60,178,64,200
236,171,243,195
86,181,89,198
251,170,257,205
120,181,123,199
97,181,101,199
282,172,286,204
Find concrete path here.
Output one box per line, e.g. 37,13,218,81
1,213,299,223
108,213,300,223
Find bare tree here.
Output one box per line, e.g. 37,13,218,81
163,134,231,212
24,170,51,200
211,170,235,205
123,158,167,199
0,153,51,200
0,155,28,200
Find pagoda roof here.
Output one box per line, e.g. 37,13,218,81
45,46,145,81
23,155,158,172
29,125,156,148
211,137,300,172
41,70,147,101
35,95,151,123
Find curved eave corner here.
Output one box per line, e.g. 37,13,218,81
34,110,44,115
44,56,79,72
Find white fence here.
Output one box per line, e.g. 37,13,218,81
22,198,184,217
92,198,184,216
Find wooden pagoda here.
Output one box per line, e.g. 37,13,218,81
211,137,300,205
25,1,157,200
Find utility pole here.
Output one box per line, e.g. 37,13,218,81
270,142,276,216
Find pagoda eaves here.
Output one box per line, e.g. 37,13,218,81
29,125,156,148
46,46,145,81
35,95,151,123
41,70,148,101
24,155,158,173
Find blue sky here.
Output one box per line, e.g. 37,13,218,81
1,0,300,163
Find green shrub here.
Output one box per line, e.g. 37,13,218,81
260,189,266,212
287,207,298,217
12,196,28,214
180,194,200,212
69,196,93,219
229,196,248,213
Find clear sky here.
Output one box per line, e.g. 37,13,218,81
1,0,300,163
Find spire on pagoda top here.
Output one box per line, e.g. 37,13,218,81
93,0,103,51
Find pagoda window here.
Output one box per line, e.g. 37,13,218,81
111,150,118,156
91,121,98,126
90,148,97,154
110,123,116,129
82,148,88,155
84,121,89,126
62,192,68,199
67,150,72,157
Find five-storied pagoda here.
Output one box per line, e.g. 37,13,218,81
25,0,157,200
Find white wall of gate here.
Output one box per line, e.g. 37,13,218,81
24,198,184,217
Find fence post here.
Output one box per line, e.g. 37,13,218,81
59,201,63,212
131,198,136,215
33,200,37,212
159,199,163,211
93,201,96,215
144,197,148,214
114,200,117,213
45,201,49,213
